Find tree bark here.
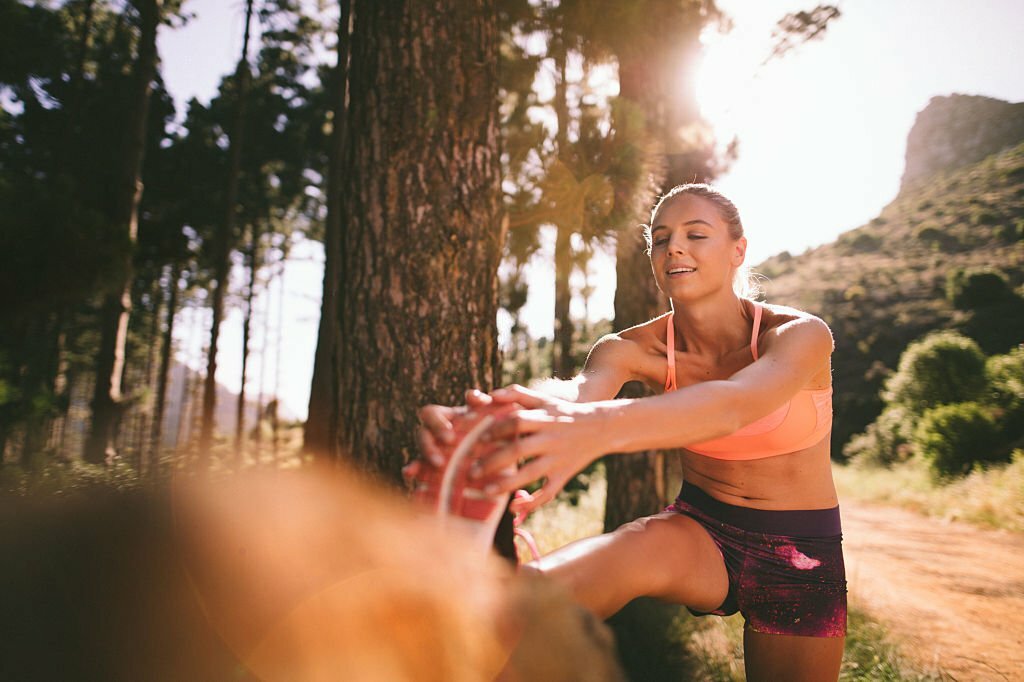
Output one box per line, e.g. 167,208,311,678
84,0,162,464
603,29,709,531
304,0,352,461
336,0,504,483
199,0,255,459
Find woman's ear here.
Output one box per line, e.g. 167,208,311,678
732,236,748,267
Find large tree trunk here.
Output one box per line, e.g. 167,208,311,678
199,0,255,459
604,228,668,530
84,0,162,464
603,27,708,530
304,0,352,461
336,0,504,484
551,36,575,379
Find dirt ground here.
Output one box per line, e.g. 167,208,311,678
842,501,1024,680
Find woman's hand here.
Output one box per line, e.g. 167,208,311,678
469,384,609,515
403,389,495,480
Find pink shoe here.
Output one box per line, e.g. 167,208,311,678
411,402,519,530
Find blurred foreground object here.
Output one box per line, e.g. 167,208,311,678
1,464,623,681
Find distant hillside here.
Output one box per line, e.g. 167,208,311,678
160,362,300,448
901,94,1024,191
757,140,1024,457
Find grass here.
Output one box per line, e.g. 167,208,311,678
523,465,936,680
833,451,1024,532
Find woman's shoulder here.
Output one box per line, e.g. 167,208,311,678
613,312,672,348
585,314,670,368
754,301,834,354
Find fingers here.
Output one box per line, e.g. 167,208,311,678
471,413,555,480
512,484,558,515
414,426,446,467
484,407,559,443
483,456,552,496
465,388,493,408
401,459,422,480
489,384,551,409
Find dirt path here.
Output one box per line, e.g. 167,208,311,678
842,501,1024,680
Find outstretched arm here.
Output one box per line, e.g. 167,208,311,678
412,333,640,468
474,315,834,508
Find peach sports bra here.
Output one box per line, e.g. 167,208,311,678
663,303,832,460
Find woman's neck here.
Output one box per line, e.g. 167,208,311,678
670,292,752,359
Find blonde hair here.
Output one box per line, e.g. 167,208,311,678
642,183,762,300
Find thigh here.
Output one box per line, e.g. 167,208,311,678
743,628,844,682
527,512,729,620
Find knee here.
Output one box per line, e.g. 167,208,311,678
611,515,678,546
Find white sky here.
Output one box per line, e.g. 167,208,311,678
158,0,1024,420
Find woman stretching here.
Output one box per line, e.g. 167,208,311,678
416,184,847,681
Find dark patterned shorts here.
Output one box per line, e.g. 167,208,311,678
666,482,847,638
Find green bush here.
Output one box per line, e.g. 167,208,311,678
844,405,916,467
945,267,1012,309
913,402,1004,478
883,332,987,412
987,346,1024,442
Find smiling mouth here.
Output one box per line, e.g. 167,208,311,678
666,267,696,276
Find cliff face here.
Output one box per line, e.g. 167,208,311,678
901,94,1024,191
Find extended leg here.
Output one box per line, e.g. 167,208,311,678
743,628,844,682
526,511,730,620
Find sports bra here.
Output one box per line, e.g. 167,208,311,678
663,303,832,460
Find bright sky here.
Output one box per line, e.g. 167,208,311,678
158,0,1024,420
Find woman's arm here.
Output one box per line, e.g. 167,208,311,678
413,333,640,466
522,333,642,403
474,315,833,503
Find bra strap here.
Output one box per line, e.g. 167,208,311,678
750,303,763,361
664,311,676,392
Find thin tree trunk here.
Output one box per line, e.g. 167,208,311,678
199,0,255,459
272,257,286,461
84,0,162,464
254,267,274,456
304,0,352,461
149,264,180,478
337,0,504,483
552,36,574,379
133,276,164,469
235,222,261,460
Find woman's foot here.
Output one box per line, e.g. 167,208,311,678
407,402,520,552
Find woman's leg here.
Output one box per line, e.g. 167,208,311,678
743,629,844,682
525,512,730,620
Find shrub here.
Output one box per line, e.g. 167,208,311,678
945,267,1011,309
971,209,999,226
839,231,880,253
844,405,916,467
912,223,954,251
987,347,1024,441
913,402,1004,478
883,331,987,412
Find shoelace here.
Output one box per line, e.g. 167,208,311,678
512,489,541,562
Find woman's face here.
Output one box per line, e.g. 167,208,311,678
648,194,746,300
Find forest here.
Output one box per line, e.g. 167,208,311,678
0,0,841,519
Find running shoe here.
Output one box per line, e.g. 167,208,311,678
411,402,520,523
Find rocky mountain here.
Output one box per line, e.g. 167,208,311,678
757,97,1024,457
901,94,1024,191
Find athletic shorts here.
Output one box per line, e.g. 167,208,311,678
666,481,847,638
